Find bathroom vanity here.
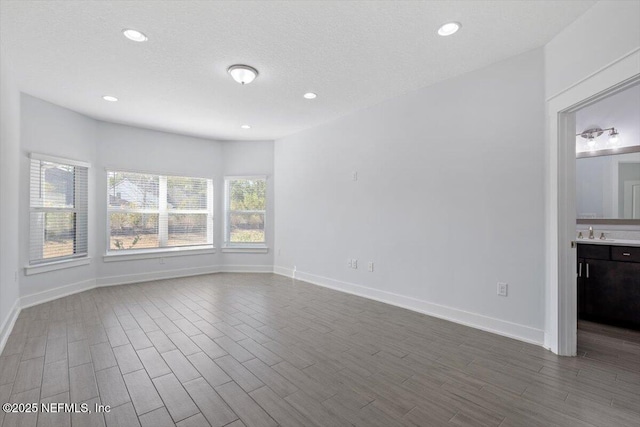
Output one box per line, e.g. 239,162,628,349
577,240,640,329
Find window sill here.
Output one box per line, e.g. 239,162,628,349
104,246,216,262
24,257,91,276
221,246,269,254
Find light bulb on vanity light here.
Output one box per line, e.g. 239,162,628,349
587,136,597,149
608,128,621,146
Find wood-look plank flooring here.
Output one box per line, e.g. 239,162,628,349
1,273,639,426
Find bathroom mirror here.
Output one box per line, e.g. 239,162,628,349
576,148,640,223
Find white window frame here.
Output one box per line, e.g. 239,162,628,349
223,175,268,251
26,153,91,273
105,169,214,257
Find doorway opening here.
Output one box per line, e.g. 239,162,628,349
547,54,639,356
573,82,640,360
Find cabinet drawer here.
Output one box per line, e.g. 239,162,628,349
577,244,610,260
611,246,640,263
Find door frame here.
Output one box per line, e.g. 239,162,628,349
546,49,640,356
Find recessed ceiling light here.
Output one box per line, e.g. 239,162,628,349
303,92,317,99
437,22,461,36
122,29,148,42
228,65,259,85
102,95,118,102
241,124,251,129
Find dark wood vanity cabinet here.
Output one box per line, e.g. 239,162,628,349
578,244,640,329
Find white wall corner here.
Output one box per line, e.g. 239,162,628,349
278,269,546,347
273,265,295,278
0,299,21,356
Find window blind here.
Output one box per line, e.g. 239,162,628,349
225,177,266,244
29,157,89,264
107,171,213,251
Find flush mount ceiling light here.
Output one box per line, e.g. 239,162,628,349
122,29,148,42
228,65,259,85
577,126,622,150
438,22,461,36
241,124,251,129
102,95,118,102
303,92,317,99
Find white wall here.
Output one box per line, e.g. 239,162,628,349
221,140,275,268
16,96,274,302
543,0,640,354
545,0,640,99
95,122,223,283
19,94,98,298
274,48,546,343
0,46,21,346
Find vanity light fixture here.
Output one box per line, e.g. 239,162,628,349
438,22,461,36
102,95,118,102
577,126,621,150
122,29,148,42
228,65,259,85
303,92,317,99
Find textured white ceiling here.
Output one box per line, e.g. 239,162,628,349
1,0,596,141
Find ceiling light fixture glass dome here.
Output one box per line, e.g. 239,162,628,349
228,65,259,85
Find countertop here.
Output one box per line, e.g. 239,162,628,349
576,238,640,248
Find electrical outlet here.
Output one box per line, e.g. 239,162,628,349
352,171,358,181
497,282,508,297
160,258,165,265
368,262,374,272
352,259,358,269
347,259,352,268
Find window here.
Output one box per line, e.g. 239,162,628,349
224,177,266,245
29,154,89,265
107,171,213,252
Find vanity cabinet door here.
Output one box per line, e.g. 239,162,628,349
584,259,640,328
577,258,586,318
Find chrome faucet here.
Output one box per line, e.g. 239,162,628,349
588,226,594,239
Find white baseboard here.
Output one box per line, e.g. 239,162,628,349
96,265,223,287
21,278,97,309
0,298,20,356
273,265,294,277
220,265,274,273
279,268,545,346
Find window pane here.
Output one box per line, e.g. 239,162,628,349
30,211,75,260
33,161,75,209
168,176,208,210
230,212,264,243
108,172,159,209
229,179,266,211
168,214,209,247
110,212,159,250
